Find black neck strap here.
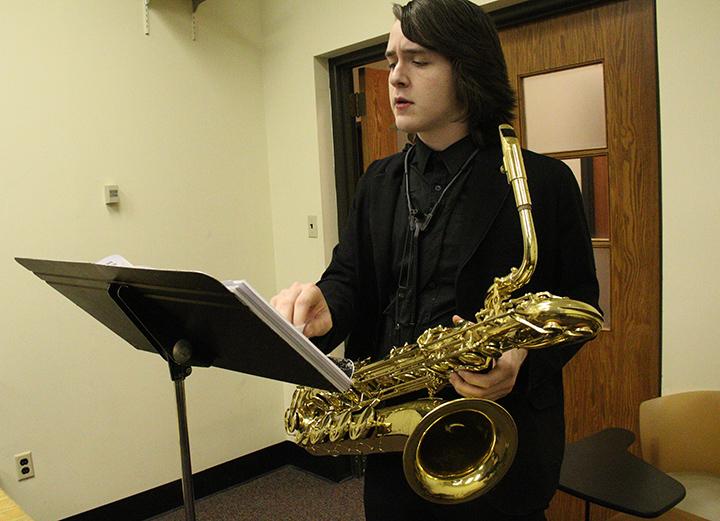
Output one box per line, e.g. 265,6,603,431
403,144,479,234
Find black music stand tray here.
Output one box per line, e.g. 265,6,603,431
16,257,343,521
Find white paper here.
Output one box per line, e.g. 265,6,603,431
223,279,352,391
96,254,134,267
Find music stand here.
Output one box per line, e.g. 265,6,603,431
16,257,346,521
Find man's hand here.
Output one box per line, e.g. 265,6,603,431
448,315,527,401
270,282,332,338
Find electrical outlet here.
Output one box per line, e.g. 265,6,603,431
15,451,35,481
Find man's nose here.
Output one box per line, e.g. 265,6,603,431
389,64,408,88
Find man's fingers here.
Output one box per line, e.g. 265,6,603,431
297,286,332,337
449,372,474,398
452,314,472,326
449,349,527,401
270,284,304,324
293,285,324,327
450,372,492,399
303,312,332,338
270,282,333,338
450,372,511,401
456,369,501,388
451,361,514,400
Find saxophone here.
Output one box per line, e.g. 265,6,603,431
285,124,603,504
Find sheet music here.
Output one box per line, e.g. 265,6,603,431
96,254,152,270
96,254,134,267
224,279,353,391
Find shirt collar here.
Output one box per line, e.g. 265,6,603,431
414,135,476,177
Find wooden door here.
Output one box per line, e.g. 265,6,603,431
498,1,660,519
358,66,398,170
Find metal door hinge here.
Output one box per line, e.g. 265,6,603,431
349,92,366,118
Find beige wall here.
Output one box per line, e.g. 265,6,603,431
656,0,720,394
260,0,399,290
0,1,284,519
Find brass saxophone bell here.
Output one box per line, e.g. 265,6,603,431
403,398,517,503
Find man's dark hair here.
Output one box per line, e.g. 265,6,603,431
392,0,516,145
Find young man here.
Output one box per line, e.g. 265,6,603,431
272,1,599,519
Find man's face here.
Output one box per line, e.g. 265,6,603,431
385,20,466,148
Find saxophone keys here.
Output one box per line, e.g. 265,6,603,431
329,410,352,442
513,315,549,334
542,320,562,332
308,429,324,445
284,408,298,433
564,326,594,339
309,415,332,444
349,407,376,440
296,429,308,445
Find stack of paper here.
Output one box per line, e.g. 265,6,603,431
224,280,353,391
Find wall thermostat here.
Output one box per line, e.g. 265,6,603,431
105,185,120,205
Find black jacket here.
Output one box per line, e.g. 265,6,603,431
316,144,599,513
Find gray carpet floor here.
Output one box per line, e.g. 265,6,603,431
148,466,365,521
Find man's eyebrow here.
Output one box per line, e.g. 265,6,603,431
385,48,428,59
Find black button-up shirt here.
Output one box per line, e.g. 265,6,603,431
380,135,479,354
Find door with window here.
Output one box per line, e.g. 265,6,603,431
498,1,660,518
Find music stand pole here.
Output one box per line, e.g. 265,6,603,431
170,340,196,521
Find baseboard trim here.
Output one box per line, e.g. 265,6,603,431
60,441,354,521
286,442,356,483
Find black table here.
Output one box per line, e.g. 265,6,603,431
559,428,686,520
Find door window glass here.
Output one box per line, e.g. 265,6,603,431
593,246,611,330
561,154,610,240
523,63,606,153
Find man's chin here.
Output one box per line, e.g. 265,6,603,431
393,119,417,135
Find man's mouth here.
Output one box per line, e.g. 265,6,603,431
395,97,413,110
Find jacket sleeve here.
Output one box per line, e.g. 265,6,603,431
312,165,376,354
521,161,601,394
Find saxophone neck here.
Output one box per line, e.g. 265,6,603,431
484,125,538,310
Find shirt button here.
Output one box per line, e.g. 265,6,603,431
434,184,443,192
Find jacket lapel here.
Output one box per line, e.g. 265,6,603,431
455,146,512,275
364,146,509,304
368,154,405,303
